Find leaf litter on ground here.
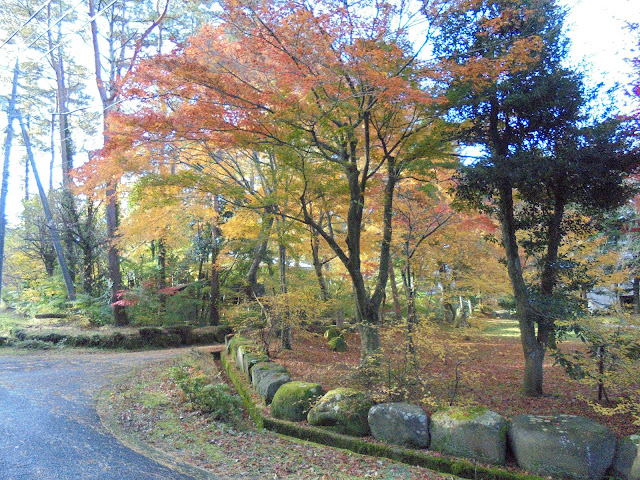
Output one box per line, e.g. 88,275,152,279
108,350,450,480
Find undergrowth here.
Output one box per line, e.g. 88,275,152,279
170,357,243,426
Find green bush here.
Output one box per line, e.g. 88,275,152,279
197,383,243,419
170,361,243,424
71,293,112,326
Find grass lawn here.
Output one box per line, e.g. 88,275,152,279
0,309,38,336
479,319,520,337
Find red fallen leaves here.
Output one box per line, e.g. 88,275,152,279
275,328,639,438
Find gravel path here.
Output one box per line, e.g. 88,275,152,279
0,349,206,480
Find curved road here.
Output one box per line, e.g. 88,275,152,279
0,349,207,480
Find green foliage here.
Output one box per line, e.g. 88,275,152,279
9,338,55,350
170,360,243,424
70,293,112,326
553,314,640,424
4,275,69,316
116,283,204,326
324,326,342,340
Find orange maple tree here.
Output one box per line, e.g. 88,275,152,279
76,0,451,360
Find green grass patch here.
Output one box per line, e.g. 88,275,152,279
0,310,42,336
480,319,521,337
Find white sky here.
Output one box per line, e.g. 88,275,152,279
561,0,640,111
1,0,639,226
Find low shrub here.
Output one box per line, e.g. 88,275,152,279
170,361,243,424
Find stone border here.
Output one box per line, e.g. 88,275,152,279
6,325,231,350
220,345,547,480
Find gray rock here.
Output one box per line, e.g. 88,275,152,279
236,344,249,370
241,352,269,379
307,388,374,436
509,414,615,480
368,403,430,448
255,371,291,405
251,362,288,386
430,406,507,465
614,434,640,480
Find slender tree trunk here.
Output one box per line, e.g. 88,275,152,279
388,262,402,323
0,60,19,303
209,197,220,325
277,216,292,350
48,4,78,284
80,201,97,295
310,226,330,301
246,213,273,298
18,112,76,301
105,182,127,325
498,181,544,397
158,239,167,311
540,183,566,349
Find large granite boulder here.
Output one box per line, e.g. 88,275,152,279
307,388,374,436
227,335,250,356
430,406,507,465
509,414,615,480
271,381,323,422
251,362,288,386
368,402,430,448
251,362,291,405
241,352,269,379
613,434,640,480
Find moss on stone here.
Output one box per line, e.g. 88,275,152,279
271,381,323,422
307,388,373,436
324,326,342,340
327,335,347,352
436,405,487,421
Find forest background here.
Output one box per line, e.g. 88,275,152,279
1,0,640,430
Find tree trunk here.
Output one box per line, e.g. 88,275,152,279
19,113,76,301
277,216,292,350
0,60,19,303
158,239,167,311
388,262,403,323
310,226,330,301
48,4,78,284
498,181,545,396
106,183,127,326
633,277,640,313
246,213,273,298
80,202,97,295
209,196,220,325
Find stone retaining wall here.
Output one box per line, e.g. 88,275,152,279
225,335,638,480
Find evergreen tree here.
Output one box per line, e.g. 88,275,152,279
429,0,639,396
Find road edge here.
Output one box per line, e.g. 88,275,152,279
95,365,220,480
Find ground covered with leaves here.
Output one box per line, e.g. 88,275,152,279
272,321,638,439
105,350,452,480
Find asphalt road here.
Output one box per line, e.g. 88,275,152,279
0,349,203,480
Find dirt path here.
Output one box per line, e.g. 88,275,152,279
0,348,206,480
